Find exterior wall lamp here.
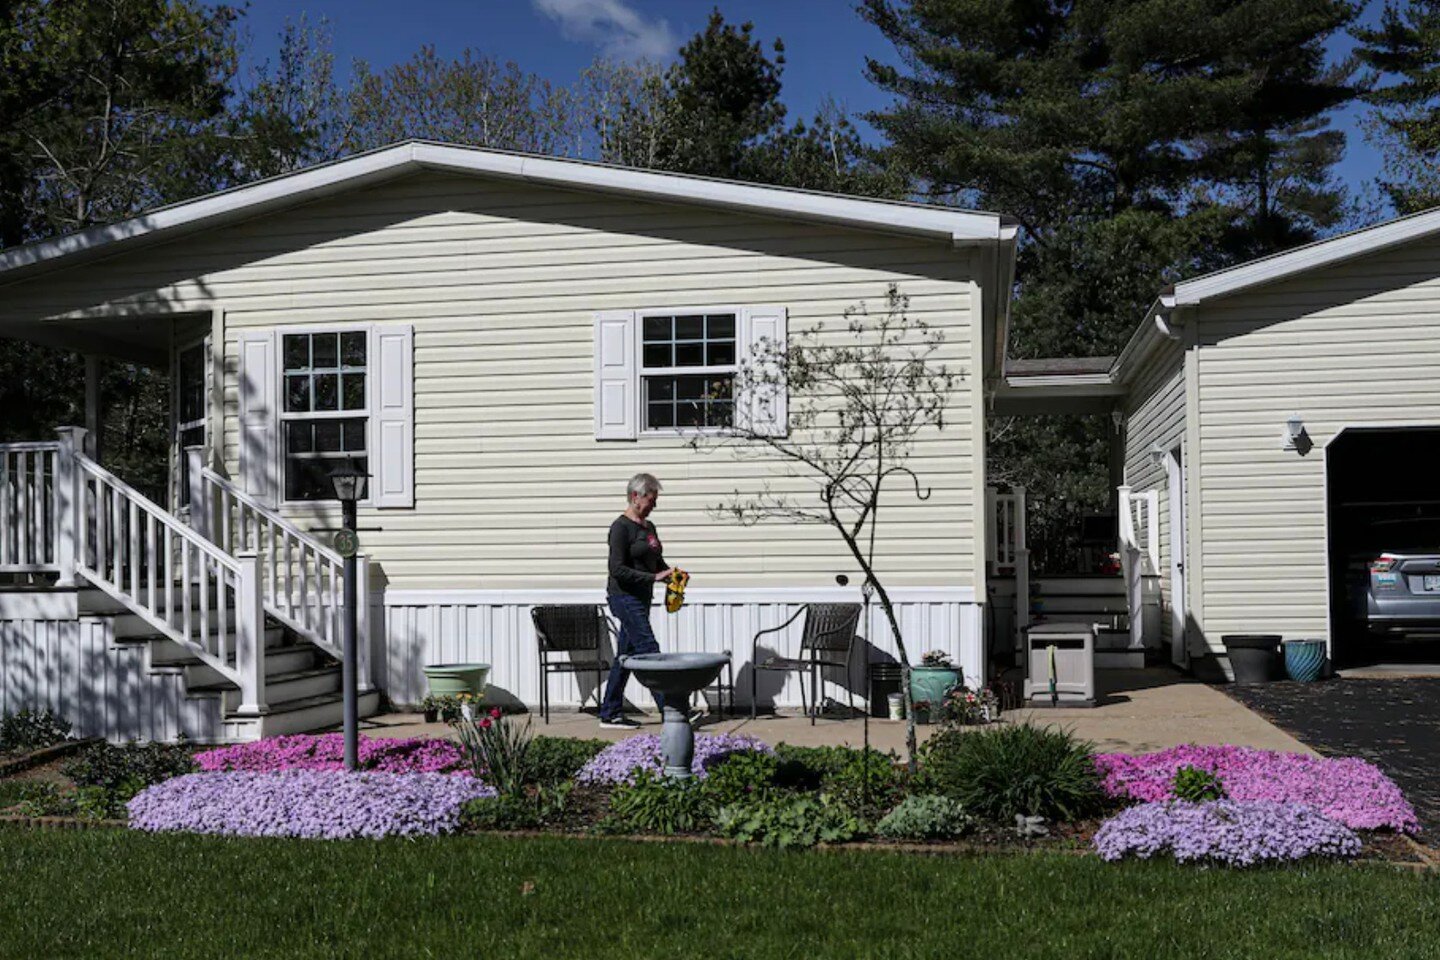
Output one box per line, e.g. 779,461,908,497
1283,413,1308,452
329,459,370,772
1148,442,1166,466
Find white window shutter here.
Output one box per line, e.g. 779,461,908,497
743,305,788,437
237,329,278,507
370,324,415,509
594,310,638,440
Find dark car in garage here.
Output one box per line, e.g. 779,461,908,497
1347,519,1440,639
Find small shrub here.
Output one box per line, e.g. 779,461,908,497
919,723,1103,823
820,749,905,822
606,770,714,834
875,795,975,841
525,737,609,787
461,783,572,832
1172,764,1227,802
62,741,195,794
771,744,859,791
701,750,781,808
3,781,71,816
714,796,861,849
454,710,532,793
0,709,72,754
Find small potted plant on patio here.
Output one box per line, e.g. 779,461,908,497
911,699,933,725
909,650,962,714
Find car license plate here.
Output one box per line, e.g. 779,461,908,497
1425,575,1440,592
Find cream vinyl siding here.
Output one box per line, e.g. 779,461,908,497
0,172,981,592
1122,336,1186,644
1193,237,1440,643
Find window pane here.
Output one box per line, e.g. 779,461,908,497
314,374,338,411
674,342,704,367
647,378,674,401
647,402,674,428
705,375,733,400
707,314,735,339
285,422,314,454
283,335,309,371
708,399,734,427
285,376,311,413
342,418,366,451
341,331,366,367
675,401,705,427
342,373,366,410
706,342,735,366
643,316,671,342
315,420,343,452
676,376,705,400
675,315,704,340
313,333,339,368
643,343,671,368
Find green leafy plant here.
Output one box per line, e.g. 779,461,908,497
1171,765,1227,802
453,709,532,795
714,796,861,849
918,722,1103,823
12,782,77,818
772,744,862,791
524,737,608,787
820,749,905,822
421,693,482,723
0,708,73,754
61,741,194,794
700,749,781,808
875,795,975,841
0,779,66,813
461,783,572,832
606,770,714,835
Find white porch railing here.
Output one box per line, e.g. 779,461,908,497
1117,484,1160,650
189,451,368,687
986,485,1030,651
0,442,60,573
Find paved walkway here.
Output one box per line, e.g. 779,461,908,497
1225,678,1440,834
355,668,1312,756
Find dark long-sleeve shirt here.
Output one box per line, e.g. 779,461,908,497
607,515,664,603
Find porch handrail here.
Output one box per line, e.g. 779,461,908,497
72,449,267,713
0,441,60,573
194,462,352,666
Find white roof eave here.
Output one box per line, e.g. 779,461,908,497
0,141,1010,284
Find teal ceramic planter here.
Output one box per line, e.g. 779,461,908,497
908,666,961,723
423,663,491,697
1283,639,1326,682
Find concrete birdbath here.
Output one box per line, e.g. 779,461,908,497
620,651,731,779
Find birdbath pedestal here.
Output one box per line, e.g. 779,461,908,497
620,652,731,779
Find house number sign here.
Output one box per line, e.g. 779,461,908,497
332,528,359,558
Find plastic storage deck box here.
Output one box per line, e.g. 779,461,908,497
1023,622,1096,707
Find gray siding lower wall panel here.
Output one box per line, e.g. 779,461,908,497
0,616,221,743
378,589,983,711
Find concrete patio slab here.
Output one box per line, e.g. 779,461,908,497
349,667,1313,756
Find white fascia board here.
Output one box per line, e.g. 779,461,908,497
0,141,1008,283
1168,206,1440,306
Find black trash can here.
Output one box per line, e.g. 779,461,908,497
868,662,903,717
1223,634,1282,684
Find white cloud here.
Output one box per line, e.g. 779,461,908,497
532,0,679,61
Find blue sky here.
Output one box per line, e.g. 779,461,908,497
236,0,1391,218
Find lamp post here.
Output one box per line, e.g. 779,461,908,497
329,460,369,772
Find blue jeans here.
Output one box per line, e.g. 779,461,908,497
601,593,667,719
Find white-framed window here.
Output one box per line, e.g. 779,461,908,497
280,330,369,502
593,305,787,441
640,310,737,430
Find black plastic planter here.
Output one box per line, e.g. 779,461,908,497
1223,634,1283,684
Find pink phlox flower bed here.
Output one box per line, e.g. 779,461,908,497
1093,744,1419,834
195,734,468,776
128,771,495,839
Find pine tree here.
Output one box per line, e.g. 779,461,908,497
1355,1,1440,213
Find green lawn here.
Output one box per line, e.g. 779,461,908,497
2,827,1437,959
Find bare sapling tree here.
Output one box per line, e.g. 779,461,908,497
689,284,961,768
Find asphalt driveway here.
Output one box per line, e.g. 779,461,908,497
1224,678,1440,836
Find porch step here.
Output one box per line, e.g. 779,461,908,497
1096,649,1147,669
176,644,320,686
191,665,343,713
221,690,383,741
1031,576,1127,597
112,610,287,641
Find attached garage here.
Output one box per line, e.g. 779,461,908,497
1108,208,1440,675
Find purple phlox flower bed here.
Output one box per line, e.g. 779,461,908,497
576,733,773,784
1094,800,1362,866
128,771,496,839
194,734,467,776
1093,745,1419,834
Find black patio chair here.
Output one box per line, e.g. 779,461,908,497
750,603,863,725
532,604,612,724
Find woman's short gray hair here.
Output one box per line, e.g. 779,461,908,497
627,473,662,499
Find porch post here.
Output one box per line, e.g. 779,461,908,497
355,553,374,693
52,426,87,587
185,446,209,542
235,551,268,715
1108,409,1126,515
84,355,102,460
1013,485,1029,658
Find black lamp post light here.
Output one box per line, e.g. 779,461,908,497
329,459,369,772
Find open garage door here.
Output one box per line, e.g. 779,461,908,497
1328,427,1440,667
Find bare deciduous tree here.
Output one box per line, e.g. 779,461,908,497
690,284,962,766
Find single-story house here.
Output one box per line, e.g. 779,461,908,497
0,140,1018,741
1007,207,1440,676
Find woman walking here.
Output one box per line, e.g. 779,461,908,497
599,472,680,729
